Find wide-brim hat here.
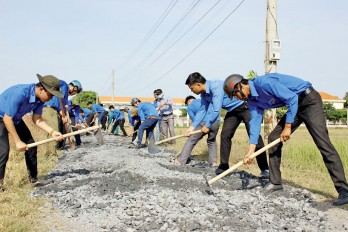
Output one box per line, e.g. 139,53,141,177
37,74,64,98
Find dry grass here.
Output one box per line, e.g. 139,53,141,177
0,108,60,232
168,126,348,198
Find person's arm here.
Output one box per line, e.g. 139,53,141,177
3,114,27,151
32,114,63,140
243,104,264,163
185,98,207,135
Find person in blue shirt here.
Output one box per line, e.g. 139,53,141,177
176,96,220,166
80,108,93,127
106,106,119,135
125,107,141,144
109,106,127,136
131,98,159,149
87,102,107,128
68,99,82,147
45,79,82,149
0,74,64,188
153,89,162,142
185,72,269,176
223,73,348,206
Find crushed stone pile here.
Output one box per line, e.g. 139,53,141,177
34,134,335,231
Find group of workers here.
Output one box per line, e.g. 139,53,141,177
0,72,347,206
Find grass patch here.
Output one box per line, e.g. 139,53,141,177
168,126,348,198
0,108,60,232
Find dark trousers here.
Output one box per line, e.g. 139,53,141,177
220,105,269,171
70,116,81,146
57,113,65,149
137,118,158,145
0,119,37,182
85,113,95,127
98,111,107,127
268,90,348,192
132,120,141,142
111,118,127,136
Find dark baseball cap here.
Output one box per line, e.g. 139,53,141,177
36,74,64,98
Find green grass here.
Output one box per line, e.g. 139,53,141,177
0,108,60,232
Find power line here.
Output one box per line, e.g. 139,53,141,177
118,0,202,85
97,0,178,95
117,0,179,72
118,0,224,87
121,0,246,94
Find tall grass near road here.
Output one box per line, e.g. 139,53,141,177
0,108,59,232
169,126,348,198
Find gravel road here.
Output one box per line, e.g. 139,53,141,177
34,134,348,232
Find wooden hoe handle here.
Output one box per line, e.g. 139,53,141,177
155,130,202,145
208,138,281,185
27,125,100,148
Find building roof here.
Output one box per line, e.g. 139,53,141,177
319,92,346,103
99,96,186,105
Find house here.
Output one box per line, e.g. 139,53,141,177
319,92,346,109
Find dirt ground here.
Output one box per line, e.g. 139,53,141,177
33,134,348,232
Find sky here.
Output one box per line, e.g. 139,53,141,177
0,0,347,99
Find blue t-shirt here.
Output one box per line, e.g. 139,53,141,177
194,80,243,128
89,104,105,114
128,110,140,126
248,73,312,144
137,102,159,121
188,99,219,127
81,108,92,118
0,84,45,124
112,109,125,122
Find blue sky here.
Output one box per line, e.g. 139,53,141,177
0,0,347,99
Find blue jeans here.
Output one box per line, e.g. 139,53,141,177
137,118,158,145
98,111,107,125
155,120,161,142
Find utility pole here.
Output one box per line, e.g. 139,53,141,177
96,92,99,104
112,69,115,105
263,0,281,142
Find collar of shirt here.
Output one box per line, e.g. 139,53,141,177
249,81,259,98
29,84,37,103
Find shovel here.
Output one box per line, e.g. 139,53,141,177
148,130,202,154
205,138,281,195
27,125,101,148
93,118,104,145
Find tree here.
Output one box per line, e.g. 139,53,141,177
246,70,258,80
72,91,97,108
344,92,348,108
181,109,187,117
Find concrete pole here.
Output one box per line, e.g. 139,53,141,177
263,0,278,142
112,69,115,105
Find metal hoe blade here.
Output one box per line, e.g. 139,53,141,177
204,174,214,196
148,138,161,154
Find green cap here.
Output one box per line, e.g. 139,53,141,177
36,74,64,98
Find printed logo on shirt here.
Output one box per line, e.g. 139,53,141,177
269,99,276,105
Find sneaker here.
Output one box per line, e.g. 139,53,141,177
215,163,229,175
137,144,147,149
333,189,348,206
261,183,283,194
259,169,270,178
